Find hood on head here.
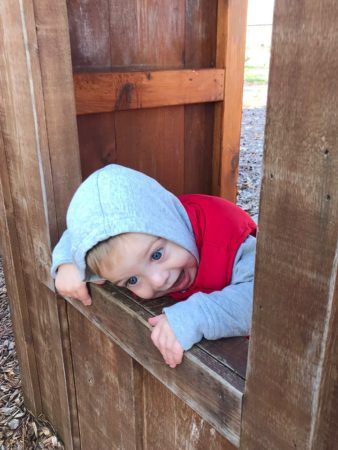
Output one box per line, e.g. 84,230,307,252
66,164,198,280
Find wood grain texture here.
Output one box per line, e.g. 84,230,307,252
0,0,54,288
212,0,248,201
143,371,236,450
66,283,244,446
0,1,82,447
129,292,248,379
241,1,338,448
67,0,111,71
183,0,218,195
108,0,185,70
68,306,143,449
77,112,117,180
184,0,217,69
0,135,42,414
74,69,224,114
67,0,114,184
115,106,185,194
34,0,82,243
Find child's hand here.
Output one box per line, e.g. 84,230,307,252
55,263,92,306
148,314,184,368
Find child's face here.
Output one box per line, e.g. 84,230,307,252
99,233,198,299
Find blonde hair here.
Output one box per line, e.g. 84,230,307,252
86,234,125,278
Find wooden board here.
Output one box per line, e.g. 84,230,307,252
213,0,248,202
68,306,143,449
241,1,338,448
66,283,244,447
0,135,42,414
183,0,218,195
0,1,82,447
142,371,236,450
74,69,224,114
115,106,185,194
67,0,236,198
127,292,249,380
34,0,82,243
68,303,237,449
77,112,117,180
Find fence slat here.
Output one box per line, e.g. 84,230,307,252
212,0,248,201
241,0,338,448
74,69,224,114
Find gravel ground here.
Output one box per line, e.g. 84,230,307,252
237,84,267,217
0,84,266,449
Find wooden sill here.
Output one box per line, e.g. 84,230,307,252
66,283,248,447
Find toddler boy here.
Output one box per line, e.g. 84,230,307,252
52,164,256,368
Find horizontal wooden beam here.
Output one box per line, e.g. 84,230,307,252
74,69,224,115
66,283,244,447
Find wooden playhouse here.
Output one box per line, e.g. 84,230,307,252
0,1,337,448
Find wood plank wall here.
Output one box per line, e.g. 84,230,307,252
67,0,218,194
67,0,247,201
0,1,247,448
0,2,82,448
241,0,338,448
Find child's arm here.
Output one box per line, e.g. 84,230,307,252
51,230,104,306
55,263,92,306
148,315,184,368
149,235,256,365
51,230,73,277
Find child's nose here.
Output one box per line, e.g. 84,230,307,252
149,270,169,289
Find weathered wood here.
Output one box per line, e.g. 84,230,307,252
77,112,117,180
183,0,217,195
0,137,42,414
143,371,236,450
115,106,185,194
241,1,338,448
0,1,82,447
212,0,248,201
67,0,238,198
34,1,82,243
67,0,111,71
0,0,54,289
68,306,143,449
66,284,244,447
107,0,185,70
74,69,224,115
130,293,249,379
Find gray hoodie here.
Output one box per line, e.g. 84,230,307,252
51,164,255,350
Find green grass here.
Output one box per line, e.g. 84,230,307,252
244,65,269,84
244,26,272,85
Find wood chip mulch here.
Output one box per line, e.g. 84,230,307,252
0,257,64,449
0,83,266,448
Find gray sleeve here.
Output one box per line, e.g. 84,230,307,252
163,235,256,350
50,230,73,278
50,229,104,282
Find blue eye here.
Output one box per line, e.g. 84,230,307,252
126,276,138,286
151,249,163,261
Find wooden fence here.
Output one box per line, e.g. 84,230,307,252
0,1,337,449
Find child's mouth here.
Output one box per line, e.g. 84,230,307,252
171,270,187,291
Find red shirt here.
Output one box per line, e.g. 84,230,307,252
170,194,256,300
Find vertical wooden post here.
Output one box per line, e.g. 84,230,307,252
0,1,81,447
241,0,338,448
213,0,248,202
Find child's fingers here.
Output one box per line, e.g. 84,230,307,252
166,346,183,368
158,337,183,368
76,285,92,306
148,314,164,326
